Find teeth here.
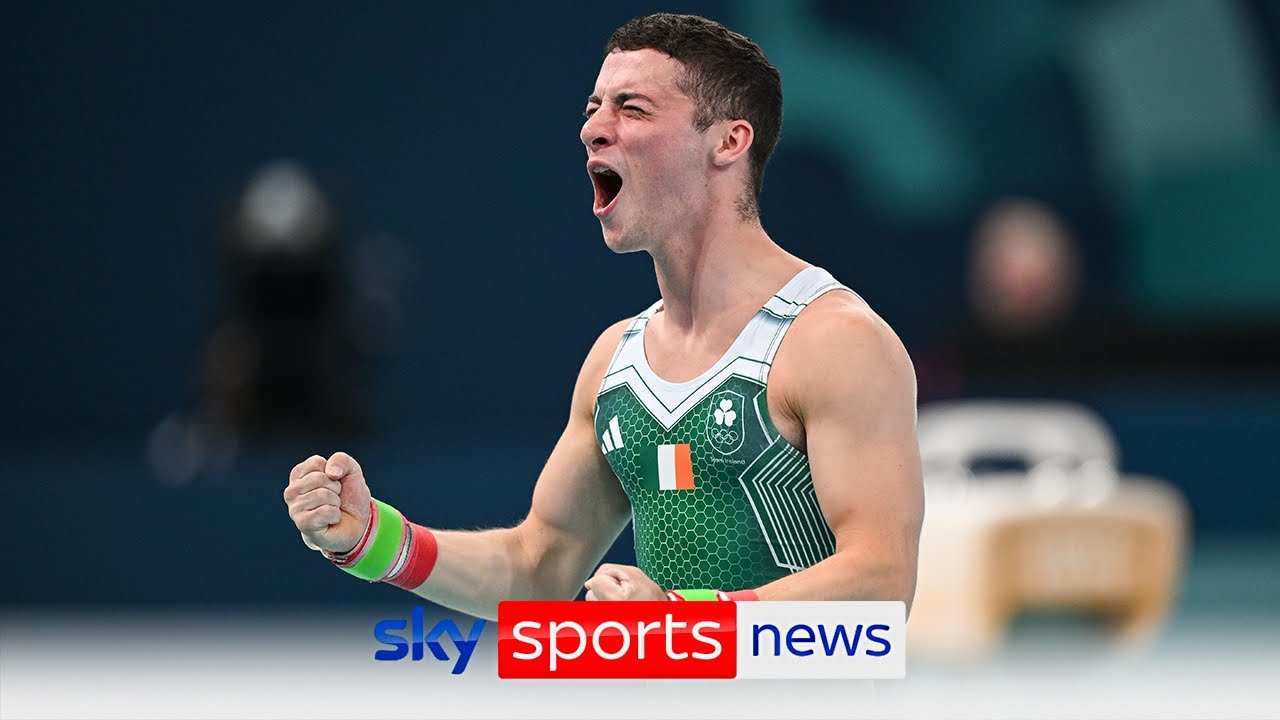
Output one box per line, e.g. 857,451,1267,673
591,166,616,175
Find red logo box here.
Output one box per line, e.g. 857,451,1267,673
497,601,736,679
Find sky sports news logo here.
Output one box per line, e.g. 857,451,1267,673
497,601,904,679
374,601,903,679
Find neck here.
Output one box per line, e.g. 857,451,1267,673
649,208,802,335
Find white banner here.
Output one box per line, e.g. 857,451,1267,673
735,601,906,679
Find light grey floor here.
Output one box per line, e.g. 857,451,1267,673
2,536,1276,719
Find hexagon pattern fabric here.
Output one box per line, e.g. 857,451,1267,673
595,267,850,591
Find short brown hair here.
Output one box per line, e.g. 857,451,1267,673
605,13,782,214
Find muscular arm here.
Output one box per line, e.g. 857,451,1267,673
757,296,924,608
398,321,632,620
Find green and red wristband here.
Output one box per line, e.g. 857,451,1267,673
666,588,759,601
326,499,438,589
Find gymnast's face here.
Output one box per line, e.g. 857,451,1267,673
581,49,714,254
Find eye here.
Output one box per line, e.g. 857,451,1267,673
584,106,599,118
622,105,647,115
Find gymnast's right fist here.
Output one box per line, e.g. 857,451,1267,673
284,451,372,554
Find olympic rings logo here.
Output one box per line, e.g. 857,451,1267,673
710,428,739,444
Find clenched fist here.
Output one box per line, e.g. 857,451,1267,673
283,451,371,553
584,563,667,601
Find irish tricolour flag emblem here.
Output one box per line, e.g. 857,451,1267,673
656,444,695,490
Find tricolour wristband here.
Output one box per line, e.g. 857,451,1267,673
667,589,720,601
666,588,759,601
338,499,405,581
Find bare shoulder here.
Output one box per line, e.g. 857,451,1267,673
787,291,913,375
772,290,916,422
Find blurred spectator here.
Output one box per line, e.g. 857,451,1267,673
919,195,1280,403
968,199,1080,337
207,160,371,438
919,198,1119,399
150,161,377,483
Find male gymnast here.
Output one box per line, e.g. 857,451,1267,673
283,13,923,616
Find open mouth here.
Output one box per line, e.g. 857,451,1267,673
590,165,623,216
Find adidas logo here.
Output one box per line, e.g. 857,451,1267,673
600,416,624,455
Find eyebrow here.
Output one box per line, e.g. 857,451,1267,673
586,91,656,106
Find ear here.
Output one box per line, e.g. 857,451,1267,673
710,119,754,168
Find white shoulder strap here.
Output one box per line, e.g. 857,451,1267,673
750,267,856,370
602,299,662,385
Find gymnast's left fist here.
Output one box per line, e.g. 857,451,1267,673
584,563,666,601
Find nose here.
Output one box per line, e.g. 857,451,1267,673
580,110,614,151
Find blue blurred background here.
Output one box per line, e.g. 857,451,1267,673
4,0,1277,621
5,3,1280,717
